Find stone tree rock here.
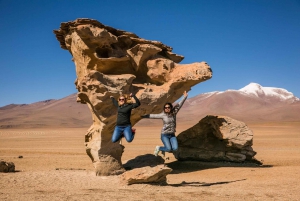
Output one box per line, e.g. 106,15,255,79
174,115,261,163
53,18,212,176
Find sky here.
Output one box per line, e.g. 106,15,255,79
0,0,299,107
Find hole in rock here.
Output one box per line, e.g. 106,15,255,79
95,46,111,58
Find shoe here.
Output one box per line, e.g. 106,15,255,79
132,128,136,138
154,146,160,156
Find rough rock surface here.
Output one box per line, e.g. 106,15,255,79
119,165,172,185
0,159,15,172
53,18,212,175
174,115,261,163
119,154,167,184
123,154,165,170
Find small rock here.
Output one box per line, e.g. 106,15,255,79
0,160,15,172
119,165,172,185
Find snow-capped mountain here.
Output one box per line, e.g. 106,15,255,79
178,83,300,124
238,83,299,103
187,82,299,107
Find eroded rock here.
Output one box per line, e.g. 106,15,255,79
54,18,212,175
174,115,261,164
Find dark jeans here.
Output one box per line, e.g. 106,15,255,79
159,133,178,152
111,125,134,143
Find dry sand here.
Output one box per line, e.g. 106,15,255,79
1,122,300,201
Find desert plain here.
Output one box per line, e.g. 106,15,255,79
0,121,300,201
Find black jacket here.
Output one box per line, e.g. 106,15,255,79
111,95,141,126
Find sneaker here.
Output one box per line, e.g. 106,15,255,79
154,146,160,156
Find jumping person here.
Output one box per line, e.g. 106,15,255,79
141,91,188,156
110,93,140,143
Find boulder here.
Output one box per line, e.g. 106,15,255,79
0,160,15,172
174,115,261,164
119,165,172,185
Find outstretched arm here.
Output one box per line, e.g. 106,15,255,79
110,96,119,107
173,91,188,114
141,113,164,119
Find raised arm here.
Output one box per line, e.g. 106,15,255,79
131,93,141,108
110,96,119,107
173,91,188,114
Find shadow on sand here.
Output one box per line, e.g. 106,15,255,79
162,160,272,187
123,154,272,174
166,160,272,175
167,179,247,187
123,154,272,187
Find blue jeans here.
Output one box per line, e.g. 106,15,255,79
112,125,134,143
159,133,178,152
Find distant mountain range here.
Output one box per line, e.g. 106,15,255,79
1,83,299,128
175,82,300,125
0,94,91,128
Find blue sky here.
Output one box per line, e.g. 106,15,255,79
0,0,299,107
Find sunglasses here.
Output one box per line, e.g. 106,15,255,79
119,98,125,101
164,106,171,109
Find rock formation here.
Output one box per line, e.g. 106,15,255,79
120,154,171,185
174,115,261,164
53,18,212,176
0,160,15,172
120,165,172,185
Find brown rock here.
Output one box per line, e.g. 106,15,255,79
119,165,172,185
0,159,15,172
53,18,212,175
174,115,261,163
95,155,125,176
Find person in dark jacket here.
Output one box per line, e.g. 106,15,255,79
141,91,188,156
110,93,140,143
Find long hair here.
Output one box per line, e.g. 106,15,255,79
118,94,133,106
163,102,174,114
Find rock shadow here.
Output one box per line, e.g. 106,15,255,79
168,179,247,187
166,160,272,174
123,154,165,170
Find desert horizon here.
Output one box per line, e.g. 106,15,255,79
1,82,300,130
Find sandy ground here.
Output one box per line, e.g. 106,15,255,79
0,122,300,201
